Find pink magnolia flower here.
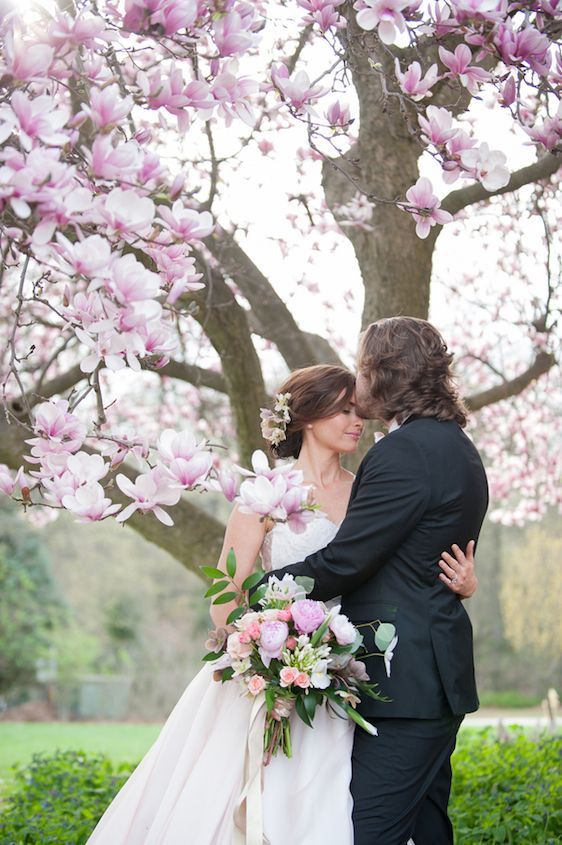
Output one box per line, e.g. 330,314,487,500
74,327,126,373
167,452,213,489
418,106,458,146
494,22,551,76
291,599,326,634
81,84,134,129
247,674,267,696
156,201,214,242
0,465,26,496
442,130,477,183
54,233,112,278
212,10,259,57
106,254,161,305
259,620,289,666
184,79,216,119
31,400,87,448
7,92,69,151
237,474,287,516
394,60,439,101
115,466,182,526
92,188,155,238
88,135,141,180
3,32,54,81
460,143,510,191
450,0,504,24
215,466,239,502
62,482,121,522
354,0,410,44
157,429,202,462
42,471,80,506
404,176,453,239
212,64,258,127
438,44,491,94
325,100,351,127
272,64,327,113
66,452,108,484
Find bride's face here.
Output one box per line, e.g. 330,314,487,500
305,395,364,454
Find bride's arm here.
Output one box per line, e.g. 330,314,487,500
209,506,268,629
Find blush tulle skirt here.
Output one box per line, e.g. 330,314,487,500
86,663,354,844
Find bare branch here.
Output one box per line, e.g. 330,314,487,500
442,155,562,216
204,229,341,368
465,350,557,412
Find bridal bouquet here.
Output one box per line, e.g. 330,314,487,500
202,552,396,763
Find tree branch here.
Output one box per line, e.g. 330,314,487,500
204,229,341,369
465,350,556,412
442,154,562,216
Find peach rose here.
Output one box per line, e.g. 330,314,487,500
295,672,311,689
247,674,267,696
279,666,299,687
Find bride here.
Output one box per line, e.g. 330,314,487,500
87,364,476,845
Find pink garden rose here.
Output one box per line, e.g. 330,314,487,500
291,599,326,634
295,672,311,688
247,675,267,696
279,666,299,687
259,620,289,666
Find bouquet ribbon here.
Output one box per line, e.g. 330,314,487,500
232,692,271,845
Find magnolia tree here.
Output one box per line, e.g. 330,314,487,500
0,0,560,575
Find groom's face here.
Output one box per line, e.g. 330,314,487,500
355,371,378,420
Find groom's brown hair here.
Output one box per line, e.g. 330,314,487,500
357,317,468,427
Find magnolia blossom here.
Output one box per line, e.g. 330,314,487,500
272,65,327,113
354,0,410,44
438,44,490,94
459,143,510,191
115,466,182,525
156,202,214,242
62,482,121,522
394,60,438,101
419,106,458,147
404,177,453,239
80,84,134,129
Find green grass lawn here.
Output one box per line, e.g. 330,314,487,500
0,723,162,796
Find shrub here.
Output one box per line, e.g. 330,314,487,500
0,750,134,845
451,729,562,844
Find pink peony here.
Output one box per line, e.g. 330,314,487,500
279,666,299,687
291,599,326,634
259,620,289,666
247,675,267,696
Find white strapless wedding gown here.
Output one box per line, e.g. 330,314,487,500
87,516,354,844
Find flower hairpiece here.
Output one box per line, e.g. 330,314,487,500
260,392,292,446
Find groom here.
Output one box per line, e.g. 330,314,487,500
272,317,488,845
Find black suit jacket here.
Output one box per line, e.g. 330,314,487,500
273,416,489,719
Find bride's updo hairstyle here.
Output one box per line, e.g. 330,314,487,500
269,365,355,460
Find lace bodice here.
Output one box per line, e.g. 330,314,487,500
261,515,340,573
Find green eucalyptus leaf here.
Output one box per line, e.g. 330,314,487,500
212,591,239,605
374,622,396,652
295,575,315,595
204,579,229,598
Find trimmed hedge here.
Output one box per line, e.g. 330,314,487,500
0,732,560,844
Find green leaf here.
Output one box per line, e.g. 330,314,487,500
295,575,315,595
212,591,239,605
202,651,222,662
226,606,246,625
221,667,235,682
201,565,226,579
374,622,396,652
226,547,237,579
241,570,266,591
295,695,313,728
303,690,319,723
248,584,268,606
204,579,229,598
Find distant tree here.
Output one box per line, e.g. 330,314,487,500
0,503,62,695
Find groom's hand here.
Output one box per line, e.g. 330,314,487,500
439,541,477,599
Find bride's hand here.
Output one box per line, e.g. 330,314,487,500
438,541,477,599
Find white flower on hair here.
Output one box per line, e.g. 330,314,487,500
260,392,292,445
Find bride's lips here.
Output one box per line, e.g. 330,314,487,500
345,432,362,441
